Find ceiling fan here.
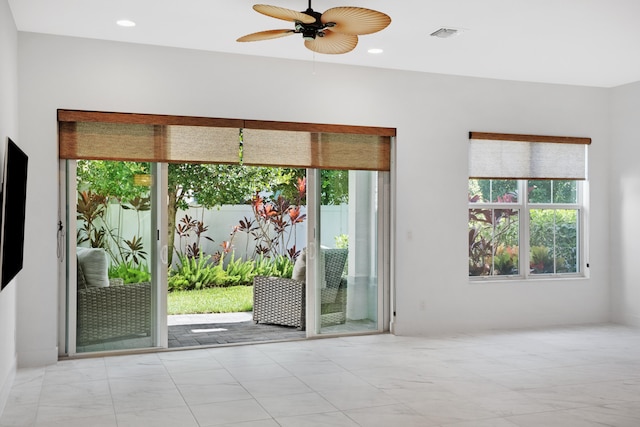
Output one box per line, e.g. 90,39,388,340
237,1,391,54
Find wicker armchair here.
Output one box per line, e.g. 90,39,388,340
77,282,152,345
253,248,348,330
75,248,152,346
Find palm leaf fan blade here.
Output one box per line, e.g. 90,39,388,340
237,29,295,42
304,31,358,54
253,4,316,24
321,7,391,35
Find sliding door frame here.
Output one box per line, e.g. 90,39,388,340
58,110,397,353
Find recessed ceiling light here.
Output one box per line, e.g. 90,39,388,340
116,19,136,27
368,48,384,54
430,28,460,38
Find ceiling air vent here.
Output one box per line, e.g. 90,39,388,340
430,28,459,38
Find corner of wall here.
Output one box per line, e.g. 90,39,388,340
0,355,17,416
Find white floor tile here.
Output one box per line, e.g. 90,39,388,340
115,405,199,427
344,403,437,427
276,411,360,426
3,324,640,427
241,376,313,398
177,382,252,406
317,384,399,411
256,392,337,418
189,399,271,426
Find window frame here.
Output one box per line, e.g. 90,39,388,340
469,179,586,281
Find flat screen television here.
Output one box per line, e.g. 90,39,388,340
0,138,28,290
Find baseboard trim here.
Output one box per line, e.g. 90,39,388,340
0,356,17,417
17,346,58,368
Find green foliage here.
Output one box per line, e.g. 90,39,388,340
168,253,294,291
470,179,518,202
168,254,224,291
530,246,554,274
468,202,519,276
77,160,149,203
529,180,577,204
108,262,151,284
168,164,305,209
321,170,349,205
254,255,294,278
469,179,579,276
493,245,519,275
530,209,577,272
223,253,256,286
168,286,254,315
335,233,349,249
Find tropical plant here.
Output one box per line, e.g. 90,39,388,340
174,213,214,260
530,246,554,274
108,262,151,284
76,188,151,280
167,163,305,265
253,255,294,278
168,253,223,291
468,193,519,276
168,252,293,291
227,176,307,262
493,245,519,275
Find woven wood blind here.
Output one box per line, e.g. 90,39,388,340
58,110,394,170
59,122,240,164
469,132,591,180
242,129,391,171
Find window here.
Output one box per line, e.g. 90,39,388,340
469,179,581,277
468,132,590,279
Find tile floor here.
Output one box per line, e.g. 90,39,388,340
2,323,640,426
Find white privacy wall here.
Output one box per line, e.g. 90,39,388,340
611,81,640,327
17,32,612,365
0,0,18,411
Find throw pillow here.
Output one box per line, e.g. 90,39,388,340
76,256,87,290
76,247,110,288
291,248,306,282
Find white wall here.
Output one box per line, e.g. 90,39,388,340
0,0,18,412
16,32,613,365
611,81,640,327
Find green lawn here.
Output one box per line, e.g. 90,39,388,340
168,285,253,315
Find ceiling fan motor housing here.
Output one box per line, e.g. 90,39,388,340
298,8,333,40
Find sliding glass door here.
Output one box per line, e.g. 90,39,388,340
68,160,164,353
307,169,389,335
59,110,394,352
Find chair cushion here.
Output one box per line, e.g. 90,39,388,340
291,248,306,282
76,247,110,288
77,257,88,290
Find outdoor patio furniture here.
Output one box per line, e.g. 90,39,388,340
253,248,348,330
76,248,151,345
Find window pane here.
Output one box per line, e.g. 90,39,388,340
469,208,519,276
529,180,551,203
530,180,577,204
529,209,578,274
553,181,577,204
469,179,518,203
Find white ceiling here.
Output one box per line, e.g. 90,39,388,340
8,0,640,88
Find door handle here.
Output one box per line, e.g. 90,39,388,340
160,245,168,265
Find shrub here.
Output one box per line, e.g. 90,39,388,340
108,261,151,284
168,252,294,291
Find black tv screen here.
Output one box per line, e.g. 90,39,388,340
0,138,28,289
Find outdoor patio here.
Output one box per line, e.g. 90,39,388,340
168,312,305,348
75,313,379,353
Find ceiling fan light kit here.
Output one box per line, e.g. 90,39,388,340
237,0,391,54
